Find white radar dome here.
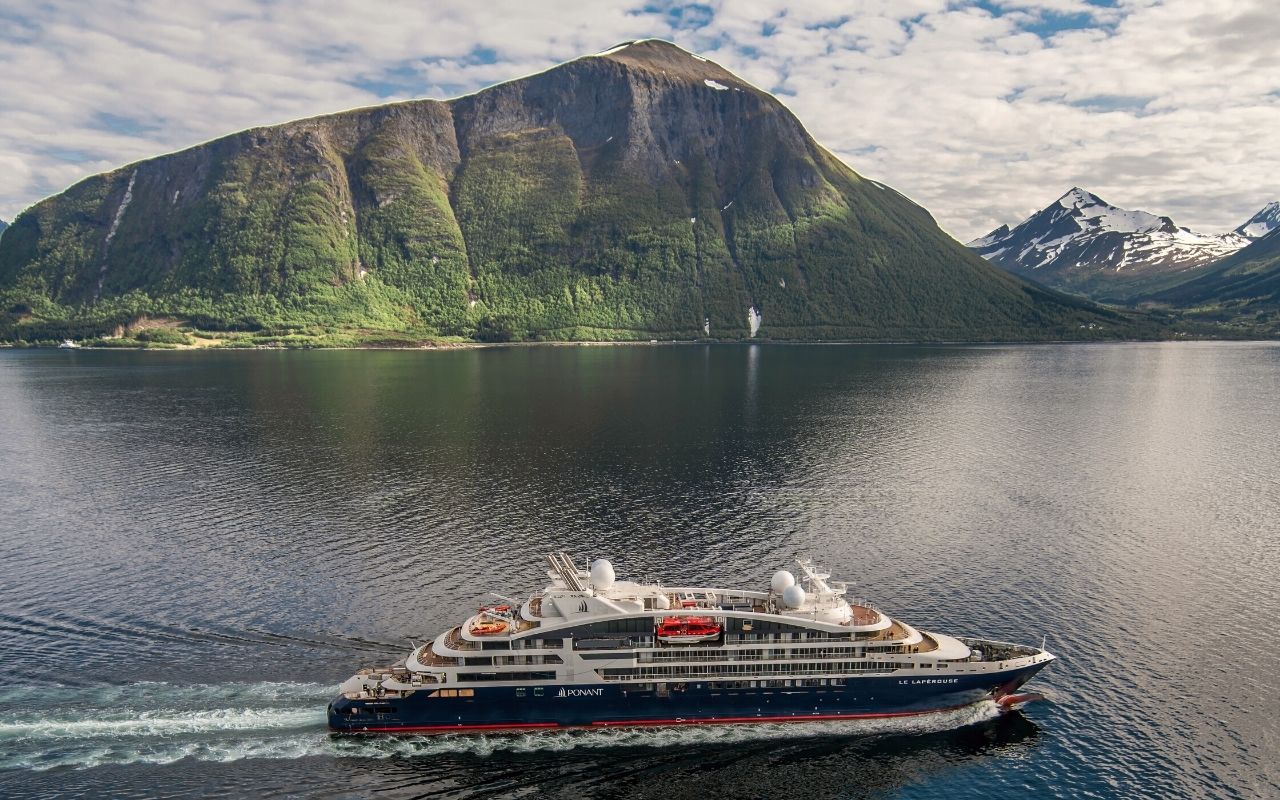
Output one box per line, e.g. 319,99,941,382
770,570,796,594
654,594,671,610
590,559,616,590
782,584,807,609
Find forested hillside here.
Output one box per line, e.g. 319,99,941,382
0,40,1140,345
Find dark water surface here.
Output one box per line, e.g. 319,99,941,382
1,343,1277,799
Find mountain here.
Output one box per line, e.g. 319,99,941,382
0,220,7,236
0,40,1137,344
1235,202,1280,240
968,188,1250,301
1143,228,1280,329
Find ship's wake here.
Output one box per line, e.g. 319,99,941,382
0,681,1006,771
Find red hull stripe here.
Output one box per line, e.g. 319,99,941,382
338,704,973,735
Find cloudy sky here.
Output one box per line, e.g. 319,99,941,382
1,0,1276,240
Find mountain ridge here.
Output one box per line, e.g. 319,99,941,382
1,40,1142,344
1235,202,1280,240
966,188,1260,301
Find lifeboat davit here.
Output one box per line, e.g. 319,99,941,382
656,616,721,644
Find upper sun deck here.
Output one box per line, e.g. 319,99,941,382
454,553,893,645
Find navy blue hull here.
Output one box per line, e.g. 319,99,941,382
328,662,1046,734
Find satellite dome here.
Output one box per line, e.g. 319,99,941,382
770,570,796,594
654,594,671,609
590,559,616,590
782,584,806,609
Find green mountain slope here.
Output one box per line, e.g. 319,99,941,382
0,40,1141,344
1141,229,1280,331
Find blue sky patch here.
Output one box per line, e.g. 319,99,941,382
91,112,156,137
1068,95,1155,114
974,0,1120,38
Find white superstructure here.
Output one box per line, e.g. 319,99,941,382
338,553,1054,702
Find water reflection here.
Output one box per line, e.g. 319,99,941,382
324,710,1042,800
1,344,1277,799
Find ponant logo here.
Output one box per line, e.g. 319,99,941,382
557,687,605,697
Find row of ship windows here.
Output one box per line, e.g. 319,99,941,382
428,689,476,698
434,660,956,685
456,671,558,682
473,638,567,651
426,679,855,700
638,647,891,662
599,661,909,679
563,616,883,637
617,678,850,691
568,632,883,649
509,638,564,650
477,633,890,652
724,632,885,642
459,650,895,666
462,655,564,666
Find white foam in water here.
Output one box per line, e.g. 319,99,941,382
0,681,333,771
0,706,326,739
1,679,1006,772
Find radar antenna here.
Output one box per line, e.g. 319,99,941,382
795,557,846,596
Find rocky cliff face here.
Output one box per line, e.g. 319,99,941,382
0,40,1122,342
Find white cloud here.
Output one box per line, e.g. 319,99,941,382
0,0,1275,242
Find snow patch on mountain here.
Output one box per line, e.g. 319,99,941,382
1235,201,1280,240
1059,188,1166,235
967,188,1251,282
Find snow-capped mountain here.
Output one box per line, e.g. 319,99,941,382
966,188,1254,299
1235,201,1280,240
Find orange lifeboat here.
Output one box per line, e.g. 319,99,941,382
470,617,509,636
656,616,721,643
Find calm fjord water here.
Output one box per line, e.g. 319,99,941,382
0,343,1277,799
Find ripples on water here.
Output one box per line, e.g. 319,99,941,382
0,343,1277,799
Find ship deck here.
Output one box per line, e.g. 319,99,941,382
849,603,879,626
420,642,461,666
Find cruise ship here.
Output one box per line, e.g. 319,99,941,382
328,553,1055,734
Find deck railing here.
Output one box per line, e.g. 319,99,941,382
413,643,460,667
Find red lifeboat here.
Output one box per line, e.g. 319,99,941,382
656,616,721,643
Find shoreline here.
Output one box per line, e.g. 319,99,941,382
8,337,1280,352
